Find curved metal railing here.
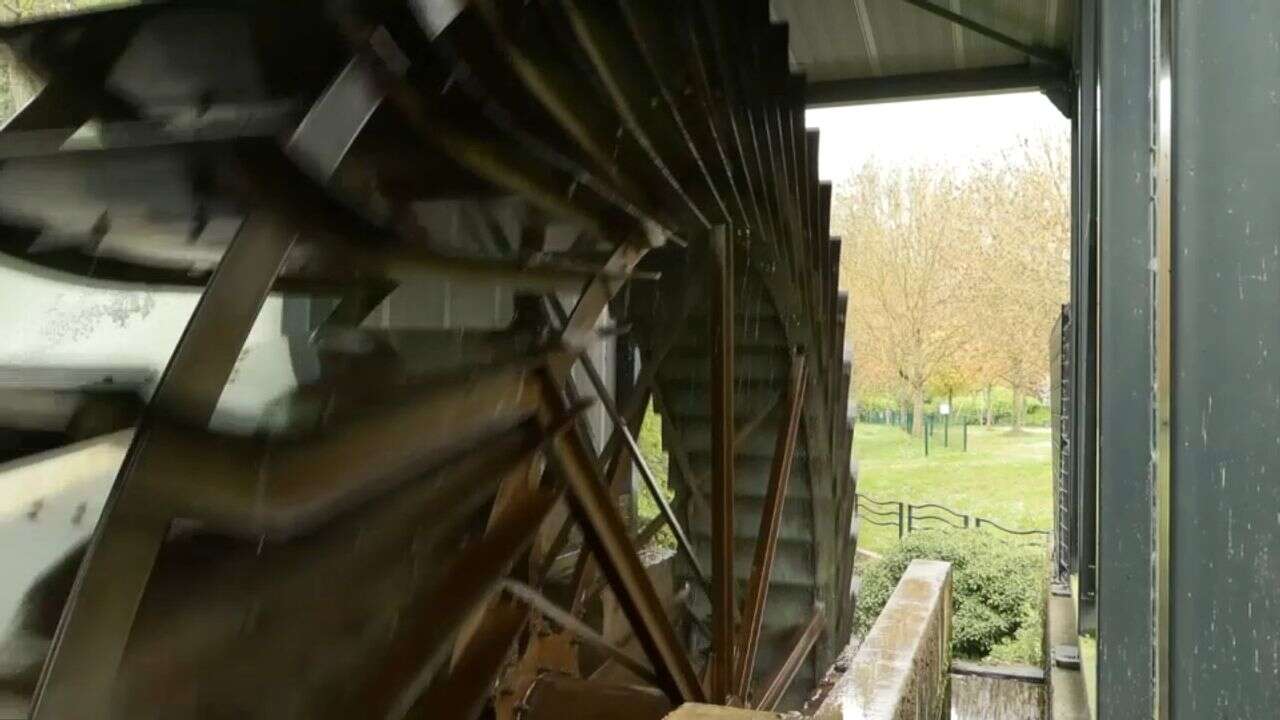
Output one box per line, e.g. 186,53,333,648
856,494,1048,544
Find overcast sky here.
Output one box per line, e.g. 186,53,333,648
804,91,1069,183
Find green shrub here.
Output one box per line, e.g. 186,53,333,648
855,531,1045,663
637,403,676,550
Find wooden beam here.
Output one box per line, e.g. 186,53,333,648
708,224,735,703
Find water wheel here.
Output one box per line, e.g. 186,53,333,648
0,1,857,717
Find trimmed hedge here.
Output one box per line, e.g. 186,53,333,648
855,531,1046,664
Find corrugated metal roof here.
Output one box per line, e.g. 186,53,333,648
774,0,1075,99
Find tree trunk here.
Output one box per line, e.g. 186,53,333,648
982,385,993,427
1011,387,1026,432
911,387,925,437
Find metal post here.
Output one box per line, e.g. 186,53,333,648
963,420,968,452
1153,0,1173,716
924,422,930,456
1096,0,1158,716
944,414,949,447
897,502,905,539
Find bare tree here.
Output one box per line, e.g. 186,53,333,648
837,163,978,436
837,131,1069,433
966,132,1070,430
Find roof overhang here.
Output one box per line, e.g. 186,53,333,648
806,62,1072,114
774,0,1077,114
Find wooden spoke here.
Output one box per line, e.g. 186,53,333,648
503,580,657,685
708,223,736,703
553,301,710,594
755,607,825,711
372,482,564,720
546,374,705,705
735,352,809,701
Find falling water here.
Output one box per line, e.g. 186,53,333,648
950,674,1045,720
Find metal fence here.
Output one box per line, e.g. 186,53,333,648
1051,304,1074,582
856,493,1049,544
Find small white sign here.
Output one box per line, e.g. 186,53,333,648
939,403,951,416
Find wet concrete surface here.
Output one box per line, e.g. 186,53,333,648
950,673,1044,719
810,560,952,720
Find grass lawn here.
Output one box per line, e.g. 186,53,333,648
854,422,1053,555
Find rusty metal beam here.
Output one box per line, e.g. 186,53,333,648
409,596,528,720
560,0,711,229
358,394,580,718
371,482,564,720
503,580,656,685
733,387,782,449
755,606,825,711
440,241,653,715
146,360,548,539
735,353,808,701
633,513,668,552
544,273,698,607
518,675,672,720
545,374,705,705
578,512,674,607
708,224,735,703
465,0,675,233
105,424,552,711
563,308,710,595
650,386,707,505
31,210,297,719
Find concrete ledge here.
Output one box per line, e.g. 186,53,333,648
951,660,1045,683
1047,592,1090,719
811,559,953,720
664,703,782,719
